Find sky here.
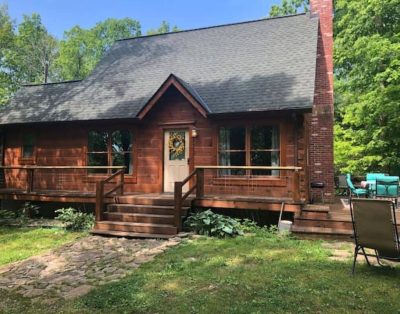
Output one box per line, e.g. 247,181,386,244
4,0,280,38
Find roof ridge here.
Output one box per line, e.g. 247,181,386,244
22,80,82,87
116,13,308,42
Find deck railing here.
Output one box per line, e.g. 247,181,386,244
0,165,125,194
0,165,126,222
174,165,302,231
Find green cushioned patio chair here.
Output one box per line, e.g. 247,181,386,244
366,173,387,181
375,176,399,206
346,174,368,198
350,199,400,274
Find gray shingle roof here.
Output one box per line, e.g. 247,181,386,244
0,14,318,125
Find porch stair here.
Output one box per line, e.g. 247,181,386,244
292,204,353,237
91,194,191,238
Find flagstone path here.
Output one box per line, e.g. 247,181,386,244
0,235,185,302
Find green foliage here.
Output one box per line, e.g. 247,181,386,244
269,0,309,17
146,21,180,35
55,207,94,231
0,209,15,222
0,202,40,225
0,4,16,105
334,0,400,175
55,18,141,80
239,218,259,233
185,209,244,238
0,12,178,103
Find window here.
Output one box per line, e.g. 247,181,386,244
218,126,280,176
22,133,35,158
88,130,133,174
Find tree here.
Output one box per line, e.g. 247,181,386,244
55,18,141,80
269,0,309,17
334,0,400,175
146,21,180,35
13,13,58,83
0,4,16,104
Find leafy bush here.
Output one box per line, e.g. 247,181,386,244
55,207,94,231
0,209,15,224
240,218,259,233
185,210,244,238
19,202,39,218
0,202,40,225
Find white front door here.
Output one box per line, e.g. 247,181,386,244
163,130,189,193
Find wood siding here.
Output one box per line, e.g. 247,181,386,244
1,86,309,200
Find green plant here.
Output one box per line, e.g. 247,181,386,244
184,210,243,238
240,218,259,233
0,210,16,224
55,207,94,231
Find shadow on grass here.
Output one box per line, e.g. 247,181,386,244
74,235,400,314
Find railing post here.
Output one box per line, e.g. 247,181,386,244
293,169,300,202
196,168,204,198
174,181,183,232
26,168,34,193
119,170,124,195
95,181,104,221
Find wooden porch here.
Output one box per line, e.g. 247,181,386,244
0,165,304,238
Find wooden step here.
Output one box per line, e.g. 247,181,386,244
91,229,175,239
301,204,330,213
296,213,352,223
115,195,192,207
94,221,177,235
103,212,175,224
107,204,189,216
296,211,328,220
293,218,353,230
292,225,353,236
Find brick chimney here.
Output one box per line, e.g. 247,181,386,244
308,0,334,202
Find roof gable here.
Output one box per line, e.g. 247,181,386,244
137,74,209,119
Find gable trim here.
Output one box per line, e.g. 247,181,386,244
137,74,209,120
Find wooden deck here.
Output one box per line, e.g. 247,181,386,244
0,165,304,238
0,189,300,212
292,196,400,237
193,194,302,213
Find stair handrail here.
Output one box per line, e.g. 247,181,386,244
174,168,204,231
95,169,125,221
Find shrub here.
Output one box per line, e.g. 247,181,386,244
0,209,15,224
55,207,94,231
0,202,40,225
240,218,259,233
185,210,244,238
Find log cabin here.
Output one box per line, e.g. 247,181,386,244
0,0,334,237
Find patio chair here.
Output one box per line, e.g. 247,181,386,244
350,199,400,274
366,173,387,181
375,176,399,207
346,174,368,199
336,174,348,196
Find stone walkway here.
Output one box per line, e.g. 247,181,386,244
0,235,184,302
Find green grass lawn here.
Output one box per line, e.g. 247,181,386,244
0,226,83,266
1,229,400,313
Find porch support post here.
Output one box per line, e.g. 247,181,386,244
95,181,104,221
26,168,34,193
196,168,204,198
293,169,300,202
174,181,183,231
